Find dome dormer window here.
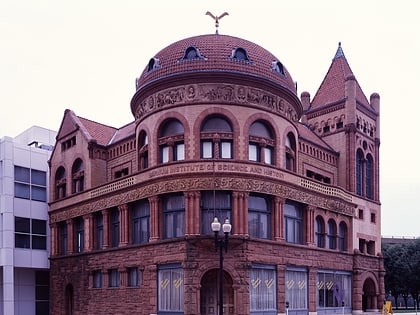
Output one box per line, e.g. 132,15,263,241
272,61,285,76
147,57,160,72
231,47,250,62
182,46,205,60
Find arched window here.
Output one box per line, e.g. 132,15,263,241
356,149,364,196
338,222,347,251
327,219,337,249
138,131,149,170
284,202,303,244
249,121,274,164
201,116,233,159
366,154,374,199
248,194,271,239
159,119,185,163
315,216,325,248
272,60,285,75
71,158,84,194
55,166,66,200
201,191,232,235
147,57,160,72
231,47,250,61
285,133,296,171
182,46,204,60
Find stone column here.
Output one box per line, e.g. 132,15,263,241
83,214,93,252
66,219,74,254
102,209,110,249
274,197,285,242
149,196,160,241
119,204,129,246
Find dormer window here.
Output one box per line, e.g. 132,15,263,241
231,47,250,62
272,61,285,75
147,57,160,72
182,46,204,60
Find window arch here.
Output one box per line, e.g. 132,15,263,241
231,47,250,61
138,131,149,170
356,149,364,196
272,60,285,75
327,219,337,249
182,46,204,60
285,132,296,171
315,216,325,248
71,158,84,194
55,166,66,200
366,154,374,199
248,194,271,239
147,57,159,72
249,121,274,164
158,119,185,163
201,116,233,159
338,222,347,252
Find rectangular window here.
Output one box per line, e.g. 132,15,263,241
60,222,68,255
75,217,84,253
370,213,376,223
132,200,150,244
250,265,276,314
248,194,271,239
108,269,120,287
163,194,185,239
110,208,120,247
93,270,102,288
264,147,273,164
202,141,213,158
317,271,352,311
14,166,47,201
95,212,104,250
175,143,185,161
128,267,140,287
201,191,232,235
221,141,232,159
286,268,308,311
161,146,170,163
15,217,47,250
284,202,303,244
158,264,184,313
249,144,258,161
35,271,49,315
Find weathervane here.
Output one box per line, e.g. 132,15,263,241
206,11,229,34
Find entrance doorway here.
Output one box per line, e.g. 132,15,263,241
362,278,377,311
200,269,234,315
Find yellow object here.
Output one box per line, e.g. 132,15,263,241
382,301,393,314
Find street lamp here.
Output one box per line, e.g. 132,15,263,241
211,217,232,315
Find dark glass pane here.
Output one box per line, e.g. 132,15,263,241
250,121,272,138
32,235,47,249
201,117,232,132
15,234,30,248
160,120,184,137
31,169,46,186
32,186,47,202
14,166,30,183
15,217,30,232
15,183,30,199
36,271,50,285
35,284,49,300
35,301,49,315
32,219,46,235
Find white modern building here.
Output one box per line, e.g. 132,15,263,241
0,126,56,315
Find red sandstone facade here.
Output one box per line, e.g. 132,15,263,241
48,35,384,315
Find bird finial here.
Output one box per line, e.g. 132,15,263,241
206,11,229,34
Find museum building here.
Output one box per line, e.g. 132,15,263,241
48,32,384,315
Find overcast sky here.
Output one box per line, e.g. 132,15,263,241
1,0,418,237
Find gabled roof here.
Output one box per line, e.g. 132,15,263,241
296,122,336,153
308,43,370,111
56,109,119,146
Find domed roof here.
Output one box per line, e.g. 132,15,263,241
135,34,296,94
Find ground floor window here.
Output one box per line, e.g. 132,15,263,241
286,268,308,315
158,263,184,314
317,270,352,313
250,264,277,314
